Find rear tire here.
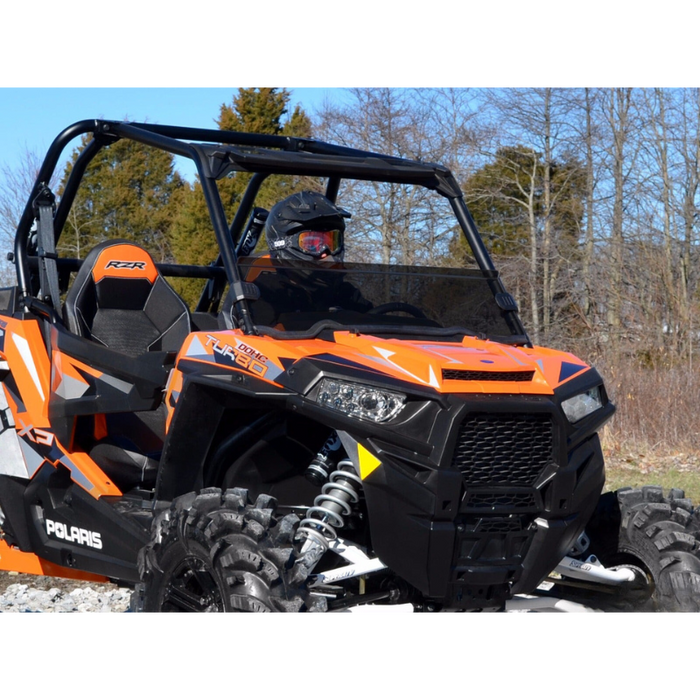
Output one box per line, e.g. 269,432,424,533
558,486,700,611
133,487,327,612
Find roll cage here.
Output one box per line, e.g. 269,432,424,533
13,119,529,343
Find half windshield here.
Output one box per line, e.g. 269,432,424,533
238,257,523,343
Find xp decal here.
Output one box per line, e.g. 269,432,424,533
17,419,55,446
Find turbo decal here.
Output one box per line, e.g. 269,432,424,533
45,518,103,550
205,334,268,377
185,333,284,382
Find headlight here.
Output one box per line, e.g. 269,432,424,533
561,386,603,423
314,377,406,423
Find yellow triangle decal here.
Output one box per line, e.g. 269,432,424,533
358,443,381,480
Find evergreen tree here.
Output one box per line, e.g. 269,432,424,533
460,146,543,258
168,88,313,305
455,145,584,261
59,135,186,261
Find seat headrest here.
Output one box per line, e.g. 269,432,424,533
88,243,159,284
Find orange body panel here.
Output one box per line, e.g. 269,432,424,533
0,539,109,582
0,316,121,498
0,317,51,424
174,328,590,396
1,304,591,503
164,367,184,431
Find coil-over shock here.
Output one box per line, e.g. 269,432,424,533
296,433,363,568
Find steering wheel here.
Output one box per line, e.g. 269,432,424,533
368,302,427,319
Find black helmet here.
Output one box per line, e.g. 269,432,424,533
265,191,350,262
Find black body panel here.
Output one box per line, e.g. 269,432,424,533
23,463,152,582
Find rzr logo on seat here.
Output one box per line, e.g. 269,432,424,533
105,260,147,270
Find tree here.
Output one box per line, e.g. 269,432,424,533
675,88,700,364
315,88,480,265
600,88,637,355
58,135,186,262
215,87,314,216
474,89,591,345
0,148,60,286
461,146,537,257
458,145,585,345
167,88,313,305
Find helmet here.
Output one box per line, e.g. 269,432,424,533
265,191,350,263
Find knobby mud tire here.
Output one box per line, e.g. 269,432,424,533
563,486,700,611
133,488,327,612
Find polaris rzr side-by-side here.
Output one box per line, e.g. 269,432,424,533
1,119,699,612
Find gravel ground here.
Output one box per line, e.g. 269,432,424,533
0,571,132,612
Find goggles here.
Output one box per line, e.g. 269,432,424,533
293,229,343,257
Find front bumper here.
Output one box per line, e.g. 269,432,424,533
360,406,607,610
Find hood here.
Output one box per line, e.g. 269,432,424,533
180,329,591,395
327,333,590,394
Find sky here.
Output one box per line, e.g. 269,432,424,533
0,88,343,183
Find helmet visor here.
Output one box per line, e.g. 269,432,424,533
296,229,343,257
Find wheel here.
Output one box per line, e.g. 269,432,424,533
555,486,700,611
368,302,427,318
133,487,327,612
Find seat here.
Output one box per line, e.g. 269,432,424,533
64,239,191,356
62,240,191,491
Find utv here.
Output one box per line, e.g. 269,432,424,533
0,119,699,612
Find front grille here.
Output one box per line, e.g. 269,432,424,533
451,413,554,487
442,369,534,382
464,490,538,510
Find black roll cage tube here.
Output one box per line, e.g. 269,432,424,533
14,119,529,341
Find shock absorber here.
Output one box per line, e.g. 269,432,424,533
296,459,363,568
304,432,343,486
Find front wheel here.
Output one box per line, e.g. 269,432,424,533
133,488,327,612
554,486,700,611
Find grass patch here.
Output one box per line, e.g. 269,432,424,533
602,450,700,504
